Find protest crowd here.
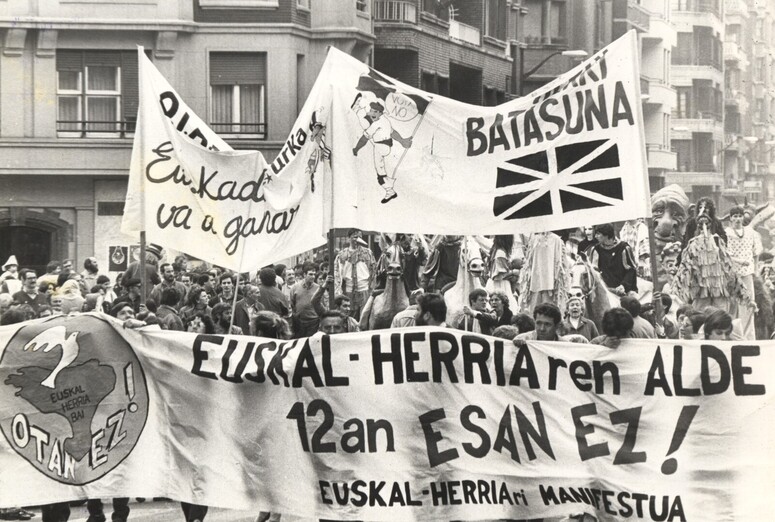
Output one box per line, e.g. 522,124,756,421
0,186,773,521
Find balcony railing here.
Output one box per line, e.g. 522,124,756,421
374,0,417,23
57,120,267,140
210,122,267,139
671,0,721,17
449,19,480,46
57,120,135,138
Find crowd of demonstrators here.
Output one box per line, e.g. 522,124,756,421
3,207,775,343
3,208,775,521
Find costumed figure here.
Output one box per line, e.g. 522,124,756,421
672,211,753,314
682,197,727,249
0,255,21,294
398,234,427,293
518,232,569,315
423,235,462,292
359,261,410,330
651,184,690,257
619,218,651,280
658,241,684,312
306,109,331,193
485,234,519,311
441,236,485,327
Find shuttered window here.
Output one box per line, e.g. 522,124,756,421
56,50,138,138
209,52,267,139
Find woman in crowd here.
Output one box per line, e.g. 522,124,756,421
179,284,211,323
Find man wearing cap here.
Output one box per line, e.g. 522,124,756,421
0,255,21,294
114,278,143,313
334,229,375,320
121,243,163,291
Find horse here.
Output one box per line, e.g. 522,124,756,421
569,257,654,330
441,236,486,327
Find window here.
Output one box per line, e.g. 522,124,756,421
550,0,567,44
522,0,565,44
56,50,137,138
97,202,125,216
356,0,368,13
484,0,507,41
209,52,267,139
674,87,692,119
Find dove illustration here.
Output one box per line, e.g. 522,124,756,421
23,326,80,389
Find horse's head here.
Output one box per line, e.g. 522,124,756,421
386,261,403,280
569,260,591,293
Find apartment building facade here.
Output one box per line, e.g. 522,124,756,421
0,0,373,275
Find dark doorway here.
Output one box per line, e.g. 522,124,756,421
0,226,52,277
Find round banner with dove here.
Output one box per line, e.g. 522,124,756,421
0,315,149,484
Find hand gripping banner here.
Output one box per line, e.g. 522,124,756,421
1,315,774,521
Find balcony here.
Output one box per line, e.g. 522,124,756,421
667,170,723,187
57,120,135,139
449,19,481,46
647,144,677,170
374,1,417,24
724,89,749,113
672,11,723,35
672,116,724,139
642,76,675,107
724,41,748,71
672,65,723,86
643,16,677,47
613,1,651,33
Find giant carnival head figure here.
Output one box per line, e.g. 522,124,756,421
651,184,690,255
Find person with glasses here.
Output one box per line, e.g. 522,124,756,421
11,269,47,315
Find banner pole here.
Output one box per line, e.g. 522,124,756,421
647,218,664,326
389,108,430,178
328,230,336,306
229,272,240,333
140,232,147,303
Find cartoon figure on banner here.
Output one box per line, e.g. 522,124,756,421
350,68,431,204
0,315,149,484
306,108,331,193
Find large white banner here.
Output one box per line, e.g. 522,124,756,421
121,49,329,271
1,314,774,521
325,29,651,232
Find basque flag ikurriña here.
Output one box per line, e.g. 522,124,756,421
493,138,623,220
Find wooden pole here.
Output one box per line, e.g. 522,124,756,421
647,218,664,326
328,230,336,306
228,272,240,333
139,232,147,303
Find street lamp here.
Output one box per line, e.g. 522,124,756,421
518,49,588,95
